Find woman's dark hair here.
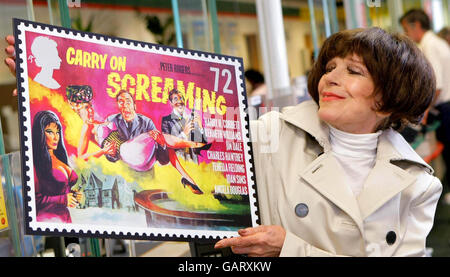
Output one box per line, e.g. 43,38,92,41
307,27,436,130
32,110,68,181
66,85,93,104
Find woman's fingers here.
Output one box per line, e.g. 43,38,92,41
67,194,75,207
67,193,79,208
238,225,267,236
5,35,15,46
5,44,15,57
215,234,269,257
4,57,16,76
215,233,259,249
148,130,157,140
215,237,239,249
76,193,83,202
215,225,286,257
5,35,18,96
5,35,16,76
5,35,15,58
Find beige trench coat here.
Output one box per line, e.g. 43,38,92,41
250,100,442,257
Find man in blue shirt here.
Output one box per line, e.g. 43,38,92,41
103,90,170,165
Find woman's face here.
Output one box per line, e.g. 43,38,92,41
45,122,60,151
70,101,94,122
317,54,389,134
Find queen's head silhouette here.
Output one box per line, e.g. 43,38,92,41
31,36,61,89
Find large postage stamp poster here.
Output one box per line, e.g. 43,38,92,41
13,18,258,241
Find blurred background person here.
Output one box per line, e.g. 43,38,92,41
438,27,450,46
244,69,267,98
245,69,267,120
400,9,450,205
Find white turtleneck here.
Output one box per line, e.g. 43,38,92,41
328,125,382,197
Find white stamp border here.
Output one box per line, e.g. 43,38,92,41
13,18,259,242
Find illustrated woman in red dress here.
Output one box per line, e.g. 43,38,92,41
32,110,83,223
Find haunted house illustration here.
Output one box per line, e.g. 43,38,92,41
83,173,120,209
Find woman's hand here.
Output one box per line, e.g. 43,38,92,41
102,140,116,156
4,35,17,96
149,129,166,147
74,191,83,204
67,192,79,208
214,225,286,257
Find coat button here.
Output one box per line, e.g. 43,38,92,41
295,203,309,218
386,231,396,245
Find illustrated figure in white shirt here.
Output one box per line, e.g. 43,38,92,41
31,36,61,89
161,89,209,164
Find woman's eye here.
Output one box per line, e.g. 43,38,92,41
325,66,334,73
348,68,361,75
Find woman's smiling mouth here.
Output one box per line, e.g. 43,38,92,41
322,92,346,102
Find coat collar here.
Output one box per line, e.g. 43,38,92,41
280,101,332,152
282,100,433,226
280,100,433,174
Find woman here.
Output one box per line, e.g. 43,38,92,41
65,85,116,161
6,28,442,255
66,86,207,194
32,110,82,223
215,28,442,256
